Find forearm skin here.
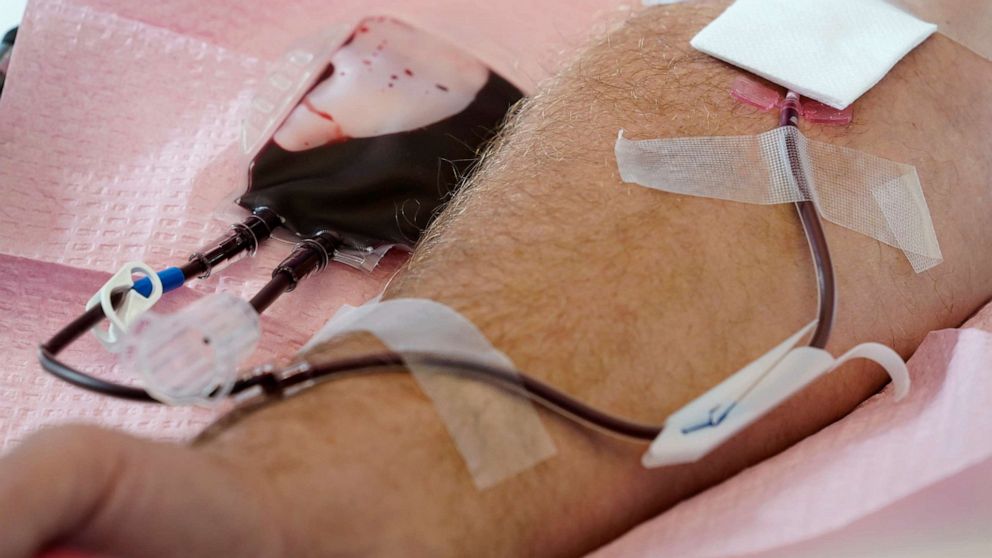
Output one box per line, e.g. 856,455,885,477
200,3,992,556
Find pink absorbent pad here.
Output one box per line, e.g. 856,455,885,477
591,302,992,557
3,2,989,555
0,0,624,449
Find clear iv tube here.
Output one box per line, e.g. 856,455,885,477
779,91,836,349
706,94,840,420
37,94,840,444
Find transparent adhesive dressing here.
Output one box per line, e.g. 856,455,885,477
887,0,992,61
615,127,942,273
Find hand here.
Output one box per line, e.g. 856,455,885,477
0,425,288,558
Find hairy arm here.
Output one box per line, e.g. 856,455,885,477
2,3,991,557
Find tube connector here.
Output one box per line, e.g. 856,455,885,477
189,208,282,278
273,232,340,291
731,76,851,127
121,292,260,406
779,91,803,127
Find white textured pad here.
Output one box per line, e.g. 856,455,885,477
691,0,937,109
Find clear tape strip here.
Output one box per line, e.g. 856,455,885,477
331,244,397,273
302,298,557,489
887,0,992,61
615,127,942,273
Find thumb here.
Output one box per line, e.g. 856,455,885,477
0,425,287,558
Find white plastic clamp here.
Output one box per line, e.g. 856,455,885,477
85,261,163,352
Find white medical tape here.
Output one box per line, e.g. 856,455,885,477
302,298,557,489
643,321,911,467
85,261,163,352
887,0,992,61
615,126,942,273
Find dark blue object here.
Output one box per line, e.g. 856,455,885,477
132,267,185,297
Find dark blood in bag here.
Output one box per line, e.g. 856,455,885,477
239,17,523,247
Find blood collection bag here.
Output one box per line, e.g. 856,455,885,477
237,16,524,248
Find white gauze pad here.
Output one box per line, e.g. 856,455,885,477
615,127,942,273
302,298,557,489
690,0,937,109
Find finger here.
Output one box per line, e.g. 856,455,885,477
0,425,287,557
0,426,124,557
